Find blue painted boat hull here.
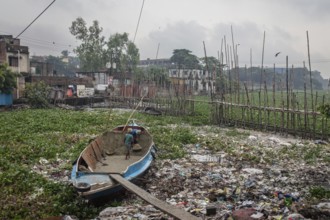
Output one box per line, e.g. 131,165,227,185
70,124,156,201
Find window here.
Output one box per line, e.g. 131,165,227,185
9,56,18,67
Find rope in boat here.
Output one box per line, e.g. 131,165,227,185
123,93,146,131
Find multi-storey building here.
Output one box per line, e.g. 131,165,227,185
0,35,29,98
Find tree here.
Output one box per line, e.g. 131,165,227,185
24,81,50,108
318,103,330,118
147,66,170,86
61,50,69,57
69,17,106,71
0,64,17,94
70,18,140,74
200,56,220,72
106,33,140,74
170,49,200,69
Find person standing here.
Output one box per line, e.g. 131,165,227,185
131,129,141,144
124,128,134,159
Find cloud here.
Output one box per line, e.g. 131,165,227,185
138,21,207,59
284,0,330,19
1,0,329,78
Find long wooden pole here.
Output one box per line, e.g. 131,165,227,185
203,41,213,100
260,31,266,91
306,31,314,111
286,56,289,134
110,174,200,220
303,61,308,136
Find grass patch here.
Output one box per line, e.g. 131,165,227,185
303,145,323,163
150,126,198,159
309,186,330,199
0,108,204,219
225,128,250,137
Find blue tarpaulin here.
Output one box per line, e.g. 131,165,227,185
0,93,13,106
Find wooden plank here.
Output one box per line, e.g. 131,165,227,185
110,174,201,220
92,141,103,161
94,138,105,157
81,146,97,170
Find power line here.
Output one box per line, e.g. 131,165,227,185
15,0,56,39
1,29,76,47
133,0,145,43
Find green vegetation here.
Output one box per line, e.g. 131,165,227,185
151,126,198,159
0,63,18,94
318,103,330,118
223,90,328,110
0,108,201,219
0,109,124,219
309,186,330,199
24,81,51,108
70,18,139,72
225,128,250,137
170,49,200,69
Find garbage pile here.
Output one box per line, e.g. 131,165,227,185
33,126,330,219
95,128,330,219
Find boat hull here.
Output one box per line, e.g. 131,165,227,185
70,124,156,201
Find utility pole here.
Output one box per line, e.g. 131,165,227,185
17,49,20,99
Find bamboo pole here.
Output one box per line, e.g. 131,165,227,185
303,61,308,137
224,36,229,125
290,65,295,134
231,25,238,106
292,93,296,136
306,31,317,139
273,64,276,132
258,90,261,130
286,56,289,135
229,45,233,121
236,46,240,105
280,77,284,134
264,81,269,131
220,38,224,101
321,95,325,139
306,31,314,111
203,41,213,101
250,48,254,106
314,92,318,139
260,31,266,91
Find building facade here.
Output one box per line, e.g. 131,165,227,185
0,35,29,98
0,35,30,74
168,69,215,95
138,58,175,69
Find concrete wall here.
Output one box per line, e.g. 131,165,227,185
7,51,30,73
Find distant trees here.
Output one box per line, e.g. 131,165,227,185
106,33,140,74
69,17,105,71
200,56,221,72
170,49,200,69
0,64,18,94
236,67,325,90
69,17,139,73
24,81,50,108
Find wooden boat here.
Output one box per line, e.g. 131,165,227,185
70,121,157,201
70,121,201,220
143,107,162,116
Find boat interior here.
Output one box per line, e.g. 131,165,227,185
77,126,153,174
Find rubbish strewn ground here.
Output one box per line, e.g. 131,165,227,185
34,125,330,219
99,126,329,219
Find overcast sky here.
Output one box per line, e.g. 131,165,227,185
1,0,330,78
